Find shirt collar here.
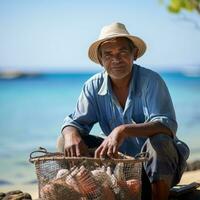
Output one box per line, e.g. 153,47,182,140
98,71,110,96
98,64,138,96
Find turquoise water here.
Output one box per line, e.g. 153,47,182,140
0,71,200,186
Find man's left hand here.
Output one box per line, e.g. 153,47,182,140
94,125,126,158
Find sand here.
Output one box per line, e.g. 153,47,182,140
179,169,200,185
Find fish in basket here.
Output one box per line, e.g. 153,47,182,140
29,147,148,200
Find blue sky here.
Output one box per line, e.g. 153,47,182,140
0,0,200,72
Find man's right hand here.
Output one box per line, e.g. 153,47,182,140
62,126,89,157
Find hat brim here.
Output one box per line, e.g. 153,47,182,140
88,34,146,64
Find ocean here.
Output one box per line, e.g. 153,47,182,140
0,71,200,188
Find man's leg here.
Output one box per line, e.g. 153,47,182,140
56,134,64,152
141,166,152,200
141,134,179,200
151,180,170,200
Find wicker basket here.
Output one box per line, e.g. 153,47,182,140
29,147,148,200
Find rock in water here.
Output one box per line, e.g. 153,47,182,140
5,190,23,196
3,192,32,200
0,193,6,200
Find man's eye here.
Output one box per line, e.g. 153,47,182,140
120,50,129,55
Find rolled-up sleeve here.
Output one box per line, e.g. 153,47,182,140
61,82,98,134
145,73,178,136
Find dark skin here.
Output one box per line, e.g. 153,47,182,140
62,126,90,157
62,37,172,200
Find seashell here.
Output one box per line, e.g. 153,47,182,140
91,168,112,185
106,165,133,200
41,178,81,200
101,185,115,200
69,167,79,177
105,167,121,196
56,169,69,179
126,179,141,200
117,180,133,200
106,166,112,177
65,166,103,200
65,167,81,193
75,166,102,199
41,184,53,200
114,162,125,181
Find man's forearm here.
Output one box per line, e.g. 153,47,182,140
120,121,173,138
62,126,81,139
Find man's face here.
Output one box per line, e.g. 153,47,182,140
99,37,136,80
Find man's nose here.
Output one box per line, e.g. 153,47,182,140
111,54,121,63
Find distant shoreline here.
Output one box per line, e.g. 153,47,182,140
0,71,40,79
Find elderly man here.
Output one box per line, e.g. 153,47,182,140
57,22,189,200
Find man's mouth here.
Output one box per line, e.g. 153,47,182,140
111,65,125,71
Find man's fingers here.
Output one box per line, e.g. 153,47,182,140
65,148,71,157
70,146,76,157
64,141,89,157
64,149,67,156
76,145,81,157
112,145,118,157
80,141,90,157
100,145,108,158
107,145,114,158
95,145,103,158
107,144,118,158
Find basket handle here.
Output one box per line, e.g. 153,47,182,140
29,147,52,161
134,152,149,160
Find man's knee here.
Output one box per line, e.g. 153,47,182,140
145,134,177,156
56,134,64,152
141,134,179,186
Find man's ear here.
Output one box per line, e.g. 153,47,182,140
97,54,103,66
98,58,103,66
134,48,139,61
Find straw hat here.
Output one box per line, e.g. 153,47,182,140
88,22,146,64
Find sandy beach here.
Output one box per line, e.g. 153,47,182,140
179,169,200,185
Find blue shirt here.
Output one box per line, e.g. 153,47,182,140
62,64,178,156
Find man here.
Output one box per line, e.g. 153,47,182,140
57,22,189,200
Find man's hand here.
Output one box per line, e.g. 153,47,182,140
62,127,89,157
95,125,126,158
